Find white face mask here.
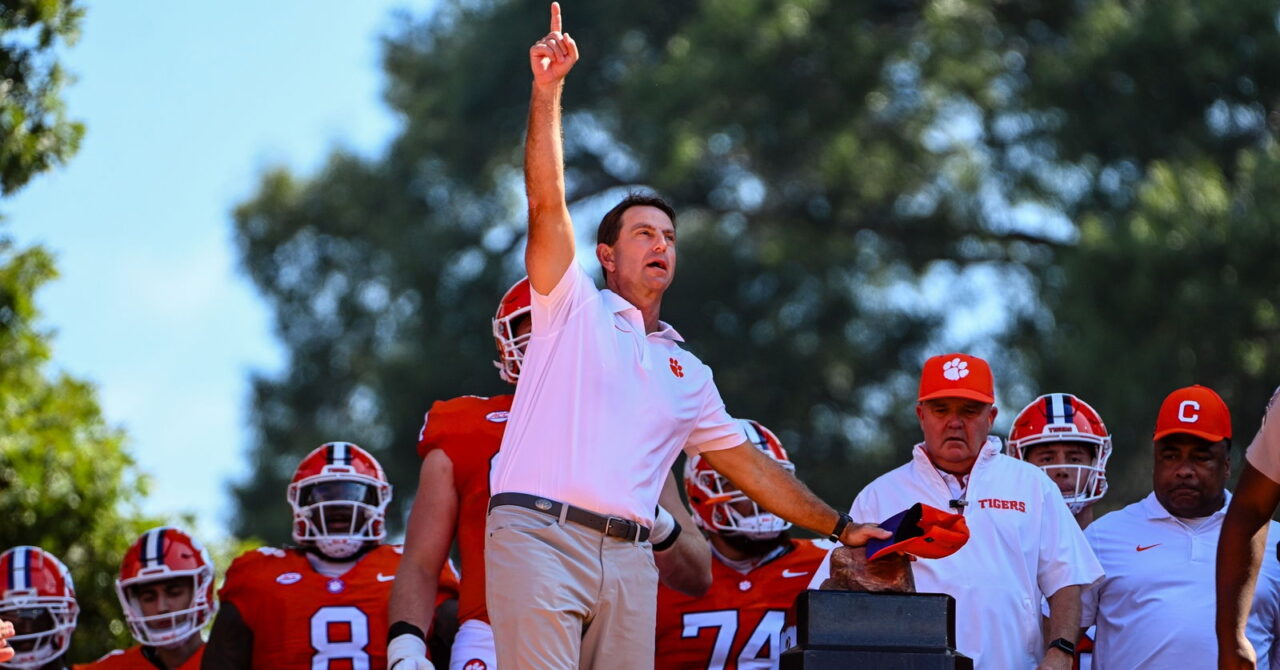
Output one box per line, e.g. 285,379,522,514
314,536,365,560
728,513,789,541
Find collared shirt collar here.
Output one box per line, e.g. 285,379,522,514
601,289,684,342
910,435,1004,475
1140,489,1233,521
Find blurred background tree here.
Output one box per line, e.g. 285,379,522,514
0,0,172,661
0,0,85,194
231,0,1280,542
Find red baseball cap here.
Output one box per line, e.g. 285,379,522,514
866,503,970,561
1153,384,1232,442
918,353,995,404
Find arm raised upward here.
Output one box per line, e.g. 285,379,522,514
525,2,580,294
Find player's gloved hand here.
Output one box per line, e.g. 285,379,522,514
387,633,434,670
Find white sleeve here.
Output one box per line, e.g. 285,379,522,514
1247,387,1280,485
1079,525,1102,629
1246,522,1280,668
1037,478,1103,598
528,259,595,335
683,380,746,455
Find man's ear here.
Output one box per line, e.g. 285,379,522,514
596,243,615,273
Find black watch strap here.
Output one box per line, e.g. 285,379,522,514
1047,637,1076,657
828,512,853,542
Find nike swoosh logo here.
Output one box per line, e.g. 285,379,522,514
781,569,809,578
376,573,396,582
1136,544,1161,552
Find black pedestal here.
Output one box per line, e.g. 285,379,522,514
780,590,972,670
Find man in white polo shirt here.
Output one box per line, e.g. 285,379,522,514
484,6,888,670
809,353,1102,669
1083,385,1280,669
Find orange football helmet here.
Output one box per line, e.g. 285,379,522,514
115,527,216,648
1008,393,1111,513
492,277,532,384
685,419,794,540
287,442,392,559
0,546,78,669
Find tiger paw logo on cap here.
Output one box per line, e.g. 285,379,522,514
919,353,995,404
943,358,969,381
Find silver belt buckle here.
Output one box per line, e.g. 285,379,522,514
606,517,637,542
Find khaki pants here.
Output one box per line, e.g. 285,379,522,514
485,504,658,670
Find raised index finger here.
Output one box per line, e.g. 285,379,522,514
550,2,562,33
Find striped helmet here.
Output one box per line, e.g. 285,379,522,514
115,527,216,647
287,442,392,558
685,419,795,540
0,546,77,669
492,277,533,384
1008,393,1112,513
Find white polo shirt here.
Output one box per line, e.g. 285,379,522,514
490,261,743,524
808,437,1102,669
1081,491,1280,669
1247,386,1280,484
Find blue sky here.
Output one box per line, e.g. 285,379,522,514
3,0,434,541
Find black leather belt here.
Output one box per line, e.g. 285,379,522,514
488,492,651,543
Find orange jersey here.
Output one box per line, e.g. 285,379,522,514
74,644,203,670
416,393,513,624
655,538,831,670
217,544,458,670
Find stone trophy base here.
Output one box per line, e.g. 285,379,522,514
779,590,972,670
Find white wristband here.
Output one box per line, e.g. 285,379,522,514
652,506,676,545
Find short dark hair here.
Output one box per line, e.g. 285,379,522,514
596,192,677,246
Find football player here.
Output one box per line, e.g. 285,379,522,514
1008,393,1112,529
203,442,459,670
78,527,214,670
654,419,830,670
388,277,710,670
0,546,78,670
1008,393,1111,669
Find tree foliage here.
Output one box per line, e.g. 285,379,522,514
0,1,171,660
232,0,1280,540
0,0,85,195
0,242,161,662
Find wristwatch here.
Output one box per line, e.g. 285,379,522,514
828,512,853,542
1047,637,1077,657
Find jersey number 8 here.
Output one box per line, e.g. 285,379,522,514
310,606,370,670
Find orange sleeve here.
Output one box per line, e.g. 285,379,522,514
436,559,460,607
416,397,491,460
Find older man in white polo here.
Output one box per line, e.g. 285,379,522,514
811,353,1102,669
482,5,888,670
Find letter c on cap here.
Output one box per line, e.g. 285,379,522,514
1178,400,1201,423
